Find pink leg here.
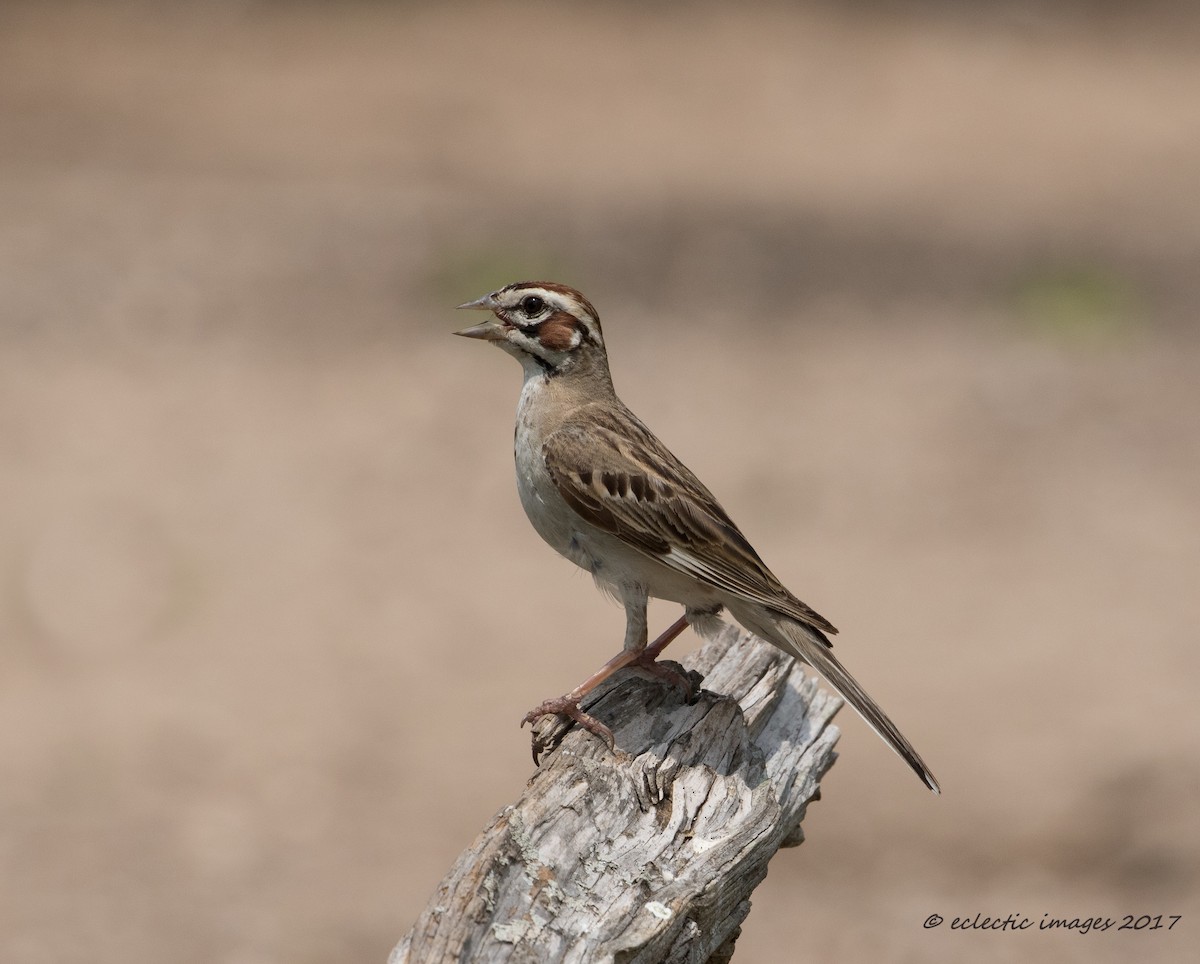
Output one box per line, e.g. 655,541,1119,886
642,614,690,660
521,613,695,755
625,614,694,696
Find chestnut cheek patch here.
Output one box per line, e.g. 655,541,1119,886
537,313,583,352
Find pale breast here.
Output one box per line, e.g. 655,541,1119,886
513,373,577,559
511,371,725,613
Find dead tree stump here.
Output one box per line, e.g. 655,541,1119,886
391,625,842,964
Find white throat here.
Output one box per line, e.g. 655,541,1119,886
517,359,550,416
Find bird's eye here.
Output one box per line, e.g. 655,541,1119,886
519,295,546,316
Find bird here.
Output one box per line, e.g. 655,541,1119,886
455,281,940,793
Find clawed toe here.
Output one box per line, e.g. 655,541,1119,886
520,658,702,762
522,696,616,764
628,656,698,701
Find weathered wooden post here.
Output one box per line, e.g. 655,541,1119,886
392,625,841,963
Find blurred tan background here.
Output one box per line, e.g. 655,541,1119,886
2,1,1198,962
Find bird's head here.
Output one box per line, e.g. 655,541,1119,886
454,281,607,377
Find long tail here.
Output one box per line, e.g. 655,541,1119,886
732,605,941,794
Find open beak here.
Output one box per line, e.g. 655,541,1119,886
453,292,506,340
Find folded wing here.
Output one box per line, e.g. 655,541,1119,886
542,404,838,638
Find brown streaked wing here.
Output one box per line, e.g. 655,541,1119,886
541,404,838,636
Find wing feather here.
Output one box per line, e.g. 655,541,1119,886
542,404,837,637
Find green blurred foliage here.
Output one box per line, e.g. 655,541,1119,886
1010,264,1144,343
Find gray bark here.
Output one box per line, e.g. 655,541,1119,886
391,625,841,964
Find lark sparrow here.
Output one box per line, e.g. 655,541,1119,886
455,282,940,793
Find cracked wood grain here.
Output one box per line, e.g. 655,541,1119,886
391,625,841,964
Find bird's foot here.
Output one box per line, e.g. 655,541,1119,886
522,695,615,764
627,653,699,702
